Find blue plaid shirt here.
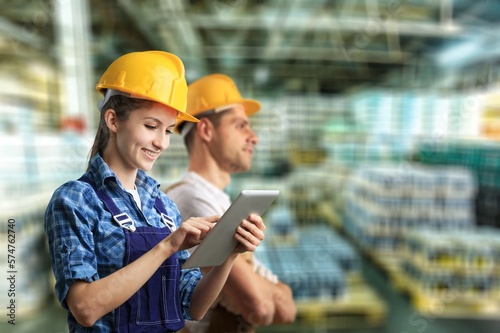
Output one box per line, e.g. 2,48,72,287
44,154,201,332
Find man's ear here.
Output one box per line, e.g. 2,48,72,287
196,118,214,142
104,109,119,133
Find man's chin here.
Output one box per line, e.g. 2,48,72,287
230,165,251,174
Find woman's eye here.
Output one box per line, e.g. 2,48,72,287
166,129,173,135
145,124,156,130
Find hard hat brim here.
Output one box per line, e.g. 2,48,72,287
175,98,260,133
241,99,261,116
177,111,200,123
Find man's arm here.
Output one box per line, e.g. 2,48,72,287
215,256,296,326
269,281,296,324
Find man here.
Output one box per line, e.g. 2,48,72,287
166,74,296,333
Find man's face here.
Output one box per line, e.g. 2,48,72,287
210,105,259,174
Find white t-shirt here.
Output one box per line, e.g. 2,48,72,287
126,187,142,210
167,171,231,221
166,171,277,333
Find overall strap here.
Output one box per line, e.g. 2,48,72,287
78,175,136,232
154,196,176,231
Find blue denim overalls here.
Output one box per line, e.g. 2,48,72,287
79,176,185,333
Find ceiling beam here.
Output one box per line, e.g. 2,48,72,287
184,14,464,38
189,45,411,63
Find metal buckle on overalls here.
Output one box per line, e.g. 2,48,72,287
113,213,136,232
161,213,176,231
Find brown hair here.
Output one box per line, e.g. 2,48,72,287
182,110,227,154
87,95,153,169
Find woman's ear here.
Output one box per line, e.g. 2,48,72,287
196,118,214,142
104,109,119,133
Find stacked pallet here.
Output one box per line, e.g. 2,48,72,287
341,163,500,318
396,228,500,317
342,164,476,252
256,225,359,300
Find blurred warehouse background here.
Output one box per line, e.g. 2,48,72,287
1,0,500,332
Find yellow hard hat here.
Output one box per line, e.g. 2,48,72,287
96,50,199,123
176,73,260,132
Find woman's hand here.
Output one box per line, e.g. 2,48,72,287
166,215,219,251
233,214,265,253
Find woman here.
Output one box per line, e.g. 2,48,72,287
44,51,265,333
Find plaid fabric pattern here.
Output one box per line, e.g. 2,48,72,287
44,154,201,332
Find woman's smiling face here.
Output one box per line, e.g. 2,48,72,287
112,102,178,173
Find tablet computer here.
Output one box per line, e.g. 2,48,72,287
182,189,279,269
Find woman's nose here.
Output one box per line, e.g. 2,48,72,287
153,132,169,151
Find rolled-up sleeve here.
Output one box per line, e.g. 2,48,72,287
44,182,99,308
178,251,202,320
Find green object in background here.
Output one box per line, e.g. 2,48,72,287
415,140,500,228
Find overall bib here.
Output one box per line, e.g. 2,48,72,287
79,176,185,333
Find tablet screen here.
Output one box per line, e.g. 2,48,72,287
182,189,279,269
